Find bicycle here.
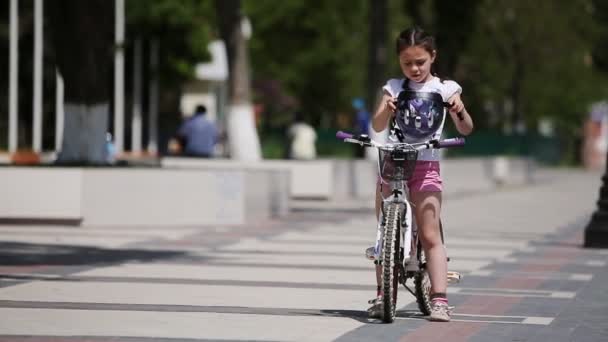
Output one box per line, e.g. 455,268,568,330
336,130,464,323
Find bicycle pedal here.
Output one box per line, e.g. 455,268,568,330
447,271,461,284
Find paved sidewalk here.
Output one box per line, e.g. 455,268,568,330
0,167,606,341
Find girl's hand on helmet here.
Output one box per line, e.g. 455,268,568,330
447,94,464,115
384,96,397,113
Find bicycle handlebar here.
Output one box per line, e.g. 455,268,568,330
335,131,465,149
435,137,465,148
336,131,353,140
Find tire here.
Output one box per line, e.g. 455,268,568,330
414,263,432,316
414,221,445,316
382,202,399,323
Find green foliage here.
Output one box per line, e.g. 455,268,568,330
458,0,606,135
243,0,369,129
592,0,608,73
126,0,215,85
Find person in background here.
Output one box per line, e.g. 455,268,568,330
172,104,218,158
582,101,608,170
287,111,317,160
352,98,371,158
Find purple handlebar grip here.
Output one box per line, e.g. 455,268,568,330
438,137,465,148
336,131,354,140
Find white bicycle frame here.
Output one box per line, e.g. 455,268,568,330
375,186,417,270
343,137,447,270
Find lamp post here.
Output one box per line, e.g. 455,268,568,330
584,164,608,248
584,102,608,248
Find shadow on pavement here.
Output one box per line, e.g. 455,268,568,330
316,309,426,323
0,241,185,266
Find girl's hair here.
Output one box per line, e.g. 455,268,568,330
396,27,437,56
396,27,441,87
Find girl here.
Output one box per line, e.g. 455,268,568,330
368,27,474,322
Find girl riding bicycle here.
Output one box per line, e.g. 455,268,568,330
368,27,474,322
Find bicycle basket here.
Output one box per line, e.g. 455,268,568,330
378,147,419,181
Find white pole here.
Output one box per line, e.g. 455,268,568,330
32,0,43,153
114,0,125,154
147,39,159,155
55,70,64,151
131,38,142,154
8,0,18,153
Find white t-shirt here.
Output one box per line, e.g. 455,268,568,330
382,76,462,161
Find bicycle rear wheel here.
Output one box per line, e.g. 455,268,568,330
414,262,432,316
382,202,400,323
414,220,445,316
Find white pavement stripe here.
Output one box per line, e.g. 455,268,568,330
300,224,543,245
446,238,529,249
585,260,607,267
446,249,520,259
270,232,374,244
448,231,547,241
192,252,492,273
270,232,531,250
0,227,200,240
442,317,552,325
521,317,554,325
74,263,375,286
0,281,395,310
449,287,576,299
0,308,363,341
445,259,492,272
467,270,594,281
221,238,516,259
222,238,368,254
451,313,554,325
498,258,606,267
197,252,372,268
569,274,594,281
0,236,141,248
467,270,493,276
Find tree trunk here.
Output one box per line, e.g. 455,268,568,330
367,0,387,109
48,0,114,164
366,0,388,161
215,0,261,161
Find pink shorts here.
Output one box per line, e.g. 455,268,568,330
377,161,443,193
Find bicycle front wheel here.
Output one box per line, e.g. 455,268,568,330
382,202,400,323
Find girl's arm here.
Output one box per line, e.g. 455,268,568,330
447,93,474,136
372,91,397,133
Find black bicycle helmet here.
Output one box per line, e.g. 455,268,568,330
394,91,445,140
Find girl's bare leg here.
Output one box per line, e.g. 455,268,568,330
410,191,446,295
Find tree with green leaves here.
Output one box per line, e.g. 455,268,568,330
459,0,602,135
244,0,370,129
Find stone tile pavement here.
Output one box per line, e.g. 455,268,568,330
0,168,606,341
